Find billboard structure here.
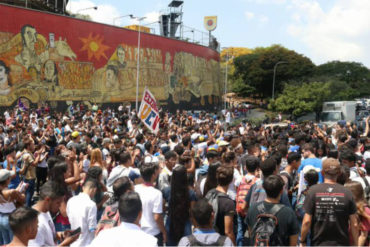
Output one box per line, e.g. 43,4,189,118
0,3,222,110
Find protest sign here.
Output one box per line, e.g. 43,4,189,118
138,88,160,134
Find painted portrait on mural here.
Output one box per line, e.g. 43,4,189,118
14,25,48,72
43,60,59,85
105,64,119,90
0,60,11,95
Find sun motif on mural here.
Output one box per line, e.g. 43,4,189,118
79,33,110,60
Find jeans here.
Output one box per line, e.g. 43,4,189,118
36,167,48,193
25,179,35,207
237,214,248,246
155,232,164,246
0,213,13,245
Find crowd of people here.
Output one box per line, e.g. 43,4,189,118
0,103,369,247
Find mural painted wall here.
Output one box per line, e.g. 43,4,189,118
0,4,222,108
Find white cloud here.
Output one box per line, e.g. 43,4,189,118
259,15,269,23
287,0,370,66
129,11,160,25
244,0,286,4
244,11,268,24
67,0,121,25
245,11,255,20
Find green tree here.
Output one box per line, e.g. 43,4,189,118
271,82,330,118
231,77,255,97
232,44,315,98
314,61,370,97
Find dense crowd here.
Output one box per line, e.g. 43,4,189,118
0,103,369,247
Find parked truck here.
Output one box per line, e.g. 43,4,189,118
320,101,356,126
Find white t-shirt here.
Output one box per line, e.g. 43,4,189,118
29,212,56,247
67,193,97,247
227,168,242,201
226,112,231,123
82,159,90,173
37,158,48,168
200,177,207,196
90,222,157,247
135,184,163,236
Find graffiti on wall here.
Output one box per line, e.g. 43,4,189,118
0,6,222,107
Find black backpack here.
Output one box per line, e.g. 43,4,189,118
187,234,227,246
250,202,284,246
205,189,230,232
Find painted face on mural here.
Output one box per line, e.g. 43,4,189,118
44,60,56,81
117,47,126,65
0,65,8,84
0,61,11,95
23,26,37,50
106,65,118,89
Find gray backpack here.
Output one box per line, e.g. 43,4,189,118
205,188,229,232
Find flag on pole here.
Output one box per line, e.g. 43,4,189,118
137,88,160,134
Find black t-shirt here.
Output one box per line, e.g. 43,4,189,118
213,190,235,235
246,201,299,246
304,183,357,246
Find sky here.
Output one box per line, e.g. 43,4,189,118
67,0,370,67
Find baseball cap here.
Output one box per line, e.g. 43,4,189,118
0,170,15,182
71,131,79,138
191,133,200,141
322,158,340,175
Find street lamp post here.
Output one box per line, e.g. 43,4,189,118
113,14,133,25
222,47,233,110
77,6,98,14
272,61,288,100
132,16,147,112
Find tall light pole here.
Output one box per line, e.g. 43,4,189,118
113,14,133,25
77,6,98,13
272,61,287,100
132,16,147,112
222,47,233,110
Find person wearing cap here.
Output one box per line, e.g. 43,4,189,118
66,131,81,151
0,169,26,245
300,158,358,246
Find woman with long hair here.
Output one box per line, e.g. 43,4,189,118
90,148,108,184
202,162,222,197
163,165,196,246
86,166,109,221
48,154,80,231
344,181,370,246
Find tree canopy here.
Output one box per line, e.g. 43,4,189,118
232,45,315,98
271,82,330,117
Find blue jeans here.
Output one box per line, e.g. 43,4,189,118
0,213,13,245
25,179,35,207
237,214,247,246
